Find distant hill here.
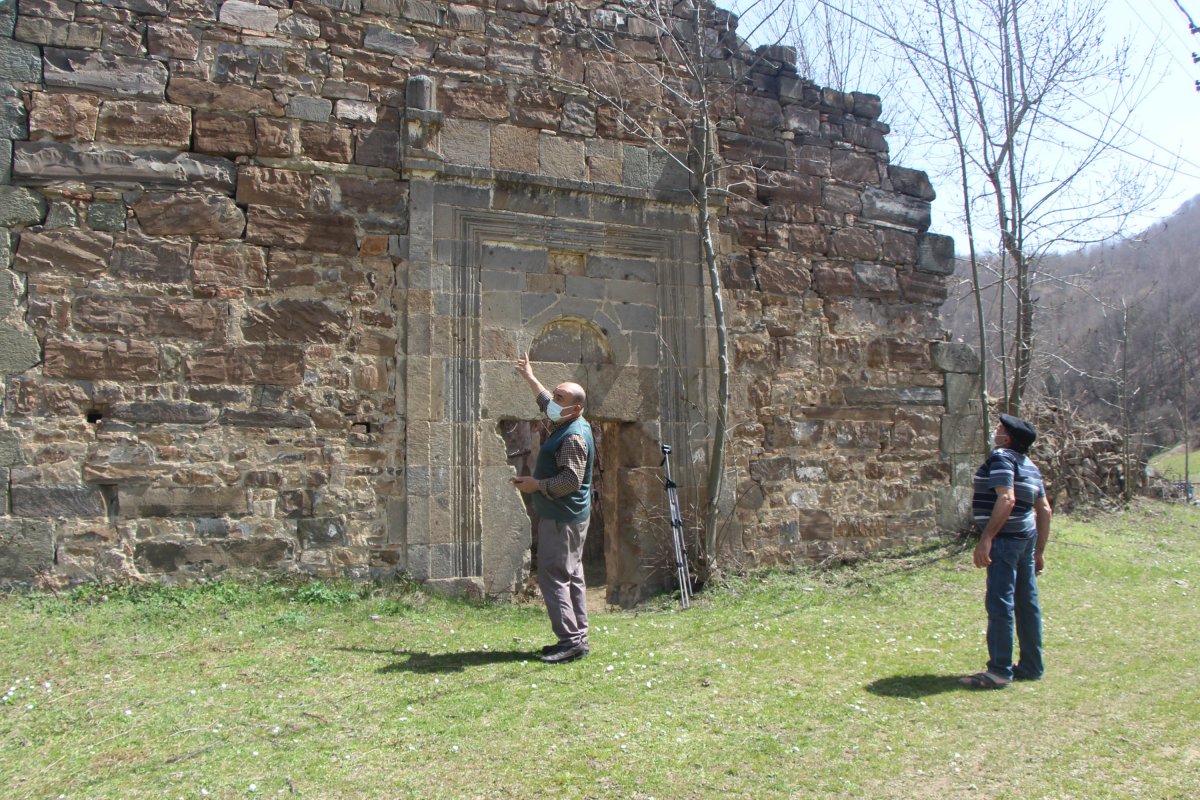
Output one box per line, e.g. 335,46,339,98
943,194,1200,450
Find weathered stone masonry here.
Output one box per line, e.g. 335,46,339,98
0,0,981,600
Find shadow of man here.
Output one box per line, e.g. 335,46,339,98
376,649,532,675
865,674,967,699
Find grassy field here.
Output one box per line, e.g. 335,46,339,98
1,503,1197,799
1148,445,1200,482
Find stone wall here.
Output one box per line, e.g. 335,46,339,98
0,0,980,596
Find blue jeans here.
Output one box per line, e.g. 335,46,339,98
985,535,1043,680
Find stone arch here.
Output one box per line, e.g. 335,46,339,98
529,315,616,365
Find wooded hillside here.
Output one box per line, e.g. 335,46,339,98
944,194,1200,451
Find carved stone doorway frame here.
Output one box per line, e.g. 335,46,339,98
396,176,712,598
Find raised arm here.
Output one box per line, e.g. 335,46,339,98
515,352,548,398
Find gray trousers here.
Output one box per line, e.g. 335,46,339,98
536,516,589,645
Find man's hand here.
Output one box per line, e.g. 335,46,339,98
973,537,993,569
512,476,540,494
515,352,535,382
1035,552,1045,574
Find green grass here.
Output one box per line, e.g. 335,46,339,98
2,505,1197,799
1148,446,1200,481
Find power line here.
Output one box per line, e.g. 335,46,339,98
1124,0,1200,72
806,0,1200,179
1172,0,1200,32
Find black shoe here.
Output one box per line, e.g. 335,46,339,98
540,642,588,664
540,638,588,655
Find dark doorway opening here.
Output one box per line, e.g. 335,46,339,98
500,419,619,595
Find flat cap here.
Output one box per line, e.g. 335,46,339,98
999,413,1037,452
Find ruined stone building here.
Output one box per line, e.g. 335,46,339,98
0,0,982,603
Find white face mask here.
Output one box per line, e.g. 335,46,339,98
546,400,574,423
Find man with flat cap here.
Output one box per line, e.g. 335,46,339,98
961,413,1053,689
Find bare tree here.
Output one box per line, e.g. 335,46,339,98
552,0,792,575
885,0,1165,414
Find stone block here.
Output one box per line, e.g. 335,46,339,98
852,262,899,298
123,486,248,517
0,37,41,82
942,412,985,455
0,429,22,466
916,232,955,275
13,229,113,276
405,543,429,580
899,269,948,305
110,236,191,283
332,175,407,227
236,166,313,209
218,0,279,32
44,49,168,99
888,165,935,201
933,341,980,374
539,135,586,181
220,409,314,428
831,228,880,261
148,22,201,60
783,104,820,137
96,100,191,149
437,79,508,122
193,111,256,155
335,99,377,123
132,193,245,239
0,328,39,374
14,142,237,193
757,172,821,206
72,297,224,338
245,206,358,255
862,188,931,232
0,95,27,139
441,117,490,168
0,518,54,582
0,140,10,184
186,344,304,385
843,387,943,406
364,24,422,57
298,517,346,548
192,242,268,294
11,485,106,518
110,401,215,424
287,95,332,122
354,127,400,169
831,150,879,184
0,186,47,227
298,121,353,162
30,92,97,145
242,299,350,343
167,76,283,115
936,485,973,533
945,372,981,414
44,337,159,381
87,201,126,232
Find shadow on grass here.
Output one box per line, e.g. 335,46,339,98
865,673,966,698
371,649,533,674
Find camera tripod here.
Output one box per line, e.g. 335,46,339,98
660,444,692,609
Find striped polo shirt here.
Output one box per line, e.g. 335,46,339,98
972,448,1045,538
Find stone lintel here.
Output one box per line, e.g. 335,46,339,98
13,142,236,193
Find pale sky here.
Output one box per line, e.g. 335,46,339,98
1098,0,1200,226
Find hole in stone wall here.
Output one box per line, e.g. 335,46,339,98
85,408,105,424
